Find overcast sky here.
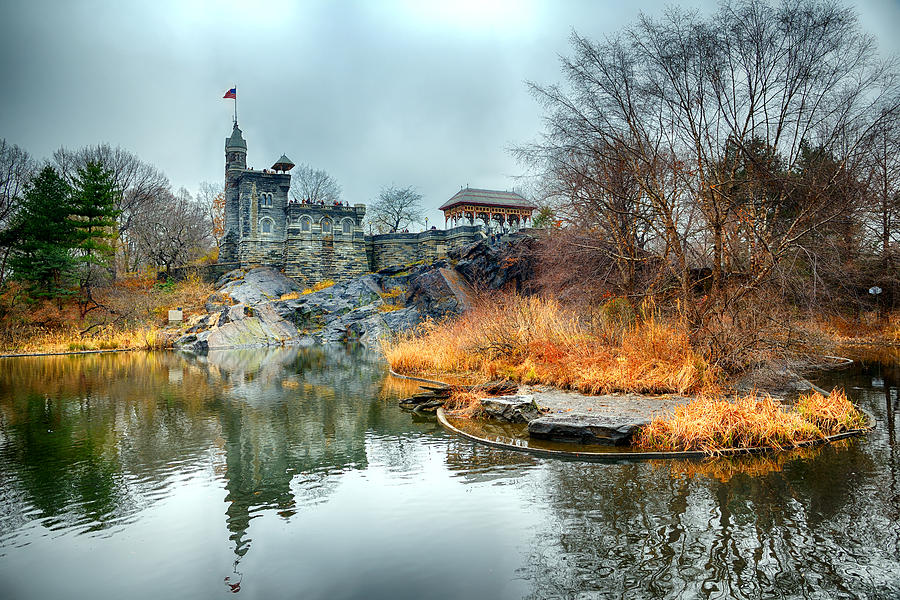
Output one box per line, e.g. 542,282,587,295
1,0,899,226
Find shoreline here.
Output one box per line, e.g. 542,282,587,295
389,363,875,458
436,407,875,462
0,346,144,359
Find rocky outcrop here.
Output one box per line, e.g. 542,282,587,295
175,237,535,353
527,414,650,446
450,234,537,293
216,267,302,306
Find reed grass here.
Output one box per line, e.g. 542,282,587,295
636,389,867,453
382,294,719,396
443,390,486,418
795,388,868,434
2,324,169,354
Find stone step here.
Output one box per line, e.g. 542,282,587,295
527,414,649,446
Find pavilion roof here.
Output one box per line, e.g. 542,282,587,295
439,187,535,211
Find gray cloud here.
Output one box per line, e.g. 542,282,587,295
2,0,898,226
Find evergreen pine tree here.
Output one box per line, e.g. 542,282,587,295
69,161,120,309
8,166,76,299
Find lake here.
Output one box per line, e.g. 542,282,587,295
0,346,897,599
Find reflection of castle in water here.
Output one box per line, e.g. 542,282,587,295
195,346,427,560
0,346,449,564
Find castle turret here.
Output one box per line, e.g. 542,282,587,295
221,123,247,262
225,123,247,172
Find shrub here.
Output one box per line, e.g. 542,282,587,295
383,293,720,395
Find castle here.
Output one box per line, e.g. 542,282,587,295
218,123,486,287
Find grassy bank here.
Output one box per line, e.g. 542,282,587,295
0,274,212,354
384,293,872,452
382,295,720,396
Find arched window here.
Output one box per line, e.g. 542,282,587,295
342,219,352,234
261,218,273,234
300,217,311,232
321,218,332,234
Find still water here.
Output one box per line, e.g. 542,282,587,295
0,346,897,599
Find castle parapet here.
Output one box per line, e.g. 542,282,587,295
366,224,485,271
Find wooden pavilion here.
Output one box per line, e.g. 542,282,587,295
439,187,536,231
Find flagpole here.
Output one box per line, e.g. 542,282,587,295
234,85,237,125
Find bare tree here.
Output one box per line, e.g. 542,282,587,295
289,164,342,205
197,181,226,253
524,0,899,305
863,117,900,263
369,185,424,233
53,144,169,274
131,187,212,275
520,0,900,367
0,139,36,285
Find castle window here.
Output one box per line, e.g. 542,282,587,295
261,218,273,234
342,219,352,234
321,218,332,234
301,217,311,232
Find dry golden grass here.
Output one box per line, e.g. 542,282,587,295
636,389,867,453
380,288,405,300
301,280,335,295
443,390,487,418
797,310,900,344
378,303,405,312
1,324,169,354
0,275,212,354
382,294,720,396
280,291,300,300
796,388,868,434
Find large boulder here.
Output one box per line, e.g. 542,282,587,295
176,305,299,353
406,266,473,320
527,414,649,446
480,395,542,423
217,267,302,306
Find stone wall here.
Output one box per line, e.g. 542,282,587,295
366,225,485,271
281,203,368,288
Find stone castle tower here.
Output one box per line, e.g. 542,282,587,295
219,123,368,287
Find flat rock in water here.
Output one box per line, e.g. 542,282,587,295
480,394,541,423
528,414,649,446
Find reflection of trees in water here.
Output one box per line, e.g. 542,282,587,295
0,352,221,546
0,346,442,565
0,347,451,572
443,440,538,483
5,348,896,597
521,436,897,599
513,357,900,599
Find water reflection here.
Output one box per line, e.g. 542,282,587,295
0,347,898,599
0,347,436,565
518,353,900,599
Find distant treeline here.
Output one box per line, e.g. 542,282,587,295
0,140,224,306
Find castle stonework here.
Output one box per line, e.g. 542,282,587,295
219,124,484,287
